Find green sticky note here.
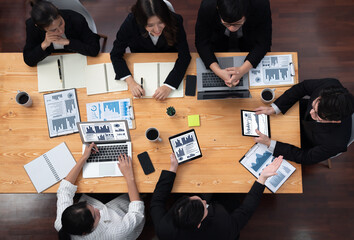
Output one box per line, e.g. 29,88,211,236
188,115,200,127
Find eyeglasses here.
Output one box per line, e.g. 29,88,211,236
220,17,245,28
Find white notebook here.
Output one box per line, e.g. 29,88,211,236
37,54,87,92
24,142,76,193
133,62,184,98
86,63,128,95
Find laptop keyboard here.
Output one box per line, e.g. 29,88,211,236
202,72,243,88
87,144,128,163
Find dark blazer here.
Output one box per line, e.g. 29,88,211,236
195,0,272,68
110,12,191,89
150,170,265,240
273,78,352,164
23,10,100,66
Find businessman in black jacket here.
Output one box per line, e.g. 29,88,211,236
254,78,354,165
150,154,283,240
195,0,272,87
23,1,100,66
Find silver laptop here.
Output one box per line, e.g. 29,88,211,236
77,120,132,178
196,56,251,100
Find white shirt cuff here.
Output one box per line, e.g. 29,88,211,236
268,140,277,153
163,83,176,90
120,75,131,81
271,103,281,115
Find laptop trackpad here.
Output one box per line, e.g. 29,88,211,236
99,164,116,176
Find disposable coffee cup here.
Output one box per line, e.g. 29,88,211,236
145,127,162,142
15,90,32,107
260,88,275,103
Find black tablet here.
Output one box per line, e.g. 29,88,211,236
169,129,202,164
241,110,271,137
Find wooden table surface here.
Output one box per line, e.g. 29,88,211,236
0,52,302,194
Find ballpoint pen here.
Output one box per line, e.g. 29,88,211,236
57,59,63,83
140,77,144,89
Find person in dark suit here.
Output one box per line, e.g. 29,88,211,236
195,0,272,87
150,153,283,240
110,0,191,100
254,78,354,164
23,0,100,67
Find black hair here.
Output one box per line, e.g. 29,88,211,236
172,196,205,229
317,86,354,121
29,0,60,29
131,0,177,46
217,0,247,23
58,201,95,240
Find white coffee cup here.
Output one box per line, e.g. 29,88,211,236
260,88,275,103
15,90,33,107
145,127,162,142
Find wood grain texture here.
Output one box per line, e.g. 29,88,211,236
0,52,302,193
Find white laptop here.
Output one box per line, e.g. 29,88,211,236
77,120,132,178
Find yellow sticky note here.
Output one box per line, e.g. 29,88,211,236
188,115,200,127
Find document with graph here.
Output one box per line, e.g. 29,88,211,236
43,89,81,138
249,54,295,87
86,98,135,129
239,143,296,193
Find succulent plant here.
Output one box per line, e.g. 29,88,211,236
166,106,176,116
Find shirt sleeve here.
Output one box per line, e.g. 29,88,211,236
118,200,145,237
54,180,77,231
271,103,281,115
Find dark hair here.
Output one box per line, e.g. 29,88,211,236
29,0,60,29
172,196,205,229
317,86,354,121
58,202,95,240
131,0,177,46
217,0,247,23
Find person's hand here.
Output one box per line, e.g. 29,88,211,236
215,68,232,86
254,129,271,147
126,76,145,98
257,156,283,184
118,154,135,181
41,31,61,50
169,153,178,173
254,106,275,115
82,142,98,160
225,67,244,87
52,36,70,46
153,85,172,100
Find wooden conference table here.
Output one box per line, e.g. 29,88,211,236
0,52,302,194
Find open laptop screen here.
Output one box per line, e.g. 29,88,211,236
77,120,130,144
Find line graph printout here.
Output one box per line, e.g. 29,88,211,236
44,89,81,138
86,98,135,129
240,143,296,192
249,54,295,87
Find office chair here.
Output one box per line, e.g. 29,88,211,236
327,113,354,168
48,0,107,52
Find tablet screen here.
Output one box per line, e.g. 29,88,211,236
169,129,202,164
241,110,270,137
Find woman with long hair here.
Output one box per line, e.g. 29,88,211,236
55,143,145,240
110,0,191,100
23,0,100,66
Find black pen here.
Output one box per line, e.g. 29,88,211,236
140,77,144,89
57,59,63,83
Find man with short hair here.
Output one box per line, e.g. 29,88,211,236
195,0,272,87
150,154,283,240
254,78,354,164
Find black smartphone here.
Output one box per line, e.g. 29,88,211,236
185,75,197,96
137,151,155,175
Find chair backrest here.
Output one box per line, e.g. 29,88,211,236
348,113,354,147
48,0,97,33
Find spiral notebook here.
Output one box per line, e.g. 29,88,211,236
24,142,76,193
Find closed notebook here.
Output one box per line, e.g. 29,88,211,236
133,62,184,98
86,63,128,95
24,142,76,193
37,54,87,92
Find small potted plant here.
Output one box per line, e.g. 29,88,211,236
166,106,176,117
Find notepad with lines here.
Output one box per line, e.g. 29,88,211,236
24,142,76,193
